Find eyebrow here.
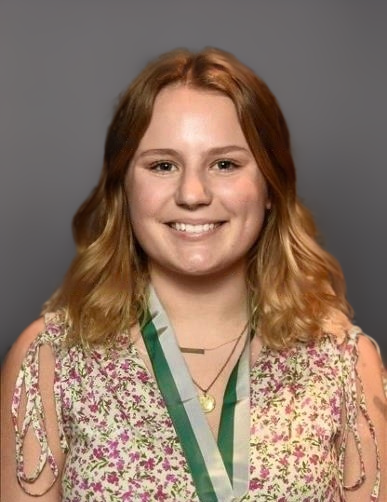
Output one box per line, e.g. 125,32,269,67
135,145,251,161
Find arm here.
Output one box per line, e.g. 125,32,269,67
343,335,386,501
1,319,66,501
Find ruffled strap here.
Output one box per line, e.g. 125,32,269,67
337,327,381,499
11,318,68,496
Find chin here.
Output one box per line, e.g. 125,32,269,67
173,256,223,276
158,258,245,281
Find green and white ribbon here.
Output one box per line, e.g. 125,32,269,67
141,285,250,502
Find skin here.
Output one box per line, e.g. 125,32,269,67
126,85,271,283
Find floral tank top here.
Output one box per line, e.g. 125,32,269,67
12,313,382,501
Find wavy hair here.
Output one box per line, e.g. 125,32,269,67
44,47,352,348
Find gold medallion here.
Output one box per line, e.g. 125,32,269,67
199,393,216,413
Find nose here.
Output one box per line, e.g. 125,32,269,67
174,169,212,209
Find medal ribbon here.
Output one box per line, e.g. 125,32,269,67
141,286,250,502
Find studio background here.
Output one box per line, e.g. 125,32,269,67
1,1,386,362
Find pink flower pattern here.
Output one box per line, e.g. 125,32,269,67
11,313,381,501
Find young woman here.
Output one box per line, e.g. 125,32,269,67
1,48,386,501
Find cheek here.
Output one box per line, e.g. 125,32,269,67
126,177,159,220
126,194,153,253
126,183,149,243
126,180,167,252
234,184,269,242
228,181,269,218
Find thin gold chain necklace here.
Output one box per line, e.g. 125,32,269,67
180,331,245,354
187,323,248,413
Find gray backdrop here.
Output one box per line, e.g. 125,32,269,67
1,1,386,362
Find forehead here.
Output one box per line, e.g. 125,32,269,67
136,85,249,151
152,84,234,112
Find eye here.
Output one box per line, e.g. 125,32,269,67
213,159,240,171
149,161,177,173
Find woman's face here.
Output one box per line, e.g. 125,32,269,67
126,85,271,280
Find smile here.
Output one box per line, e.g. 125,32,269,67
168,222,222,234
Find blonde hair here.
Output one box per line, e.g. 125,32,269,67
44,47,352,348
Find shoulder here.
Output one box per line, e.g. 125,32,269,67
319,309,382,365
303,312,385,392
324,311,385,378
1,312,68,403
1,316,68,500
356,333,385,368
2,317,52,395
356,334,386,401
319,310,386,402
3,312,67,369
321,312,386,435
2,318,46,375
15,316,46,347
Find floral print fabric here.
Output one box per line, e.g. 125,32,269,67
12,313,381,501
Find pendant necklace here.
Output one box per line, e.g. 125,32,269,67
187,322,248,413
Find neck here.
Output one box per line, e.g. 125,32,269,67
148,264,249,345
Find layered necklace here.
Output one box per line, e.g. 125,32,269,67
140,285,251,502
181,323,248,413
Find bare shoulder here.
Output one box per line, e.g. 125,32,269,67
356,333,384,365
356,333,386,403
1,318,65,501
1,318,53,427
3,317,45,364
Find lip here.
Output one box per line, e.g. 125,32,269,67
166,221,225,237
165,219,226,225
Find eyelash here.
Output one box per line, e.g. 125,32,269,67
148,161,176,172
148,159,240,172
214,159,240,171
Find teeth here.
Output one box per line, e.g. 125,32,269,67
171,223,218,234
